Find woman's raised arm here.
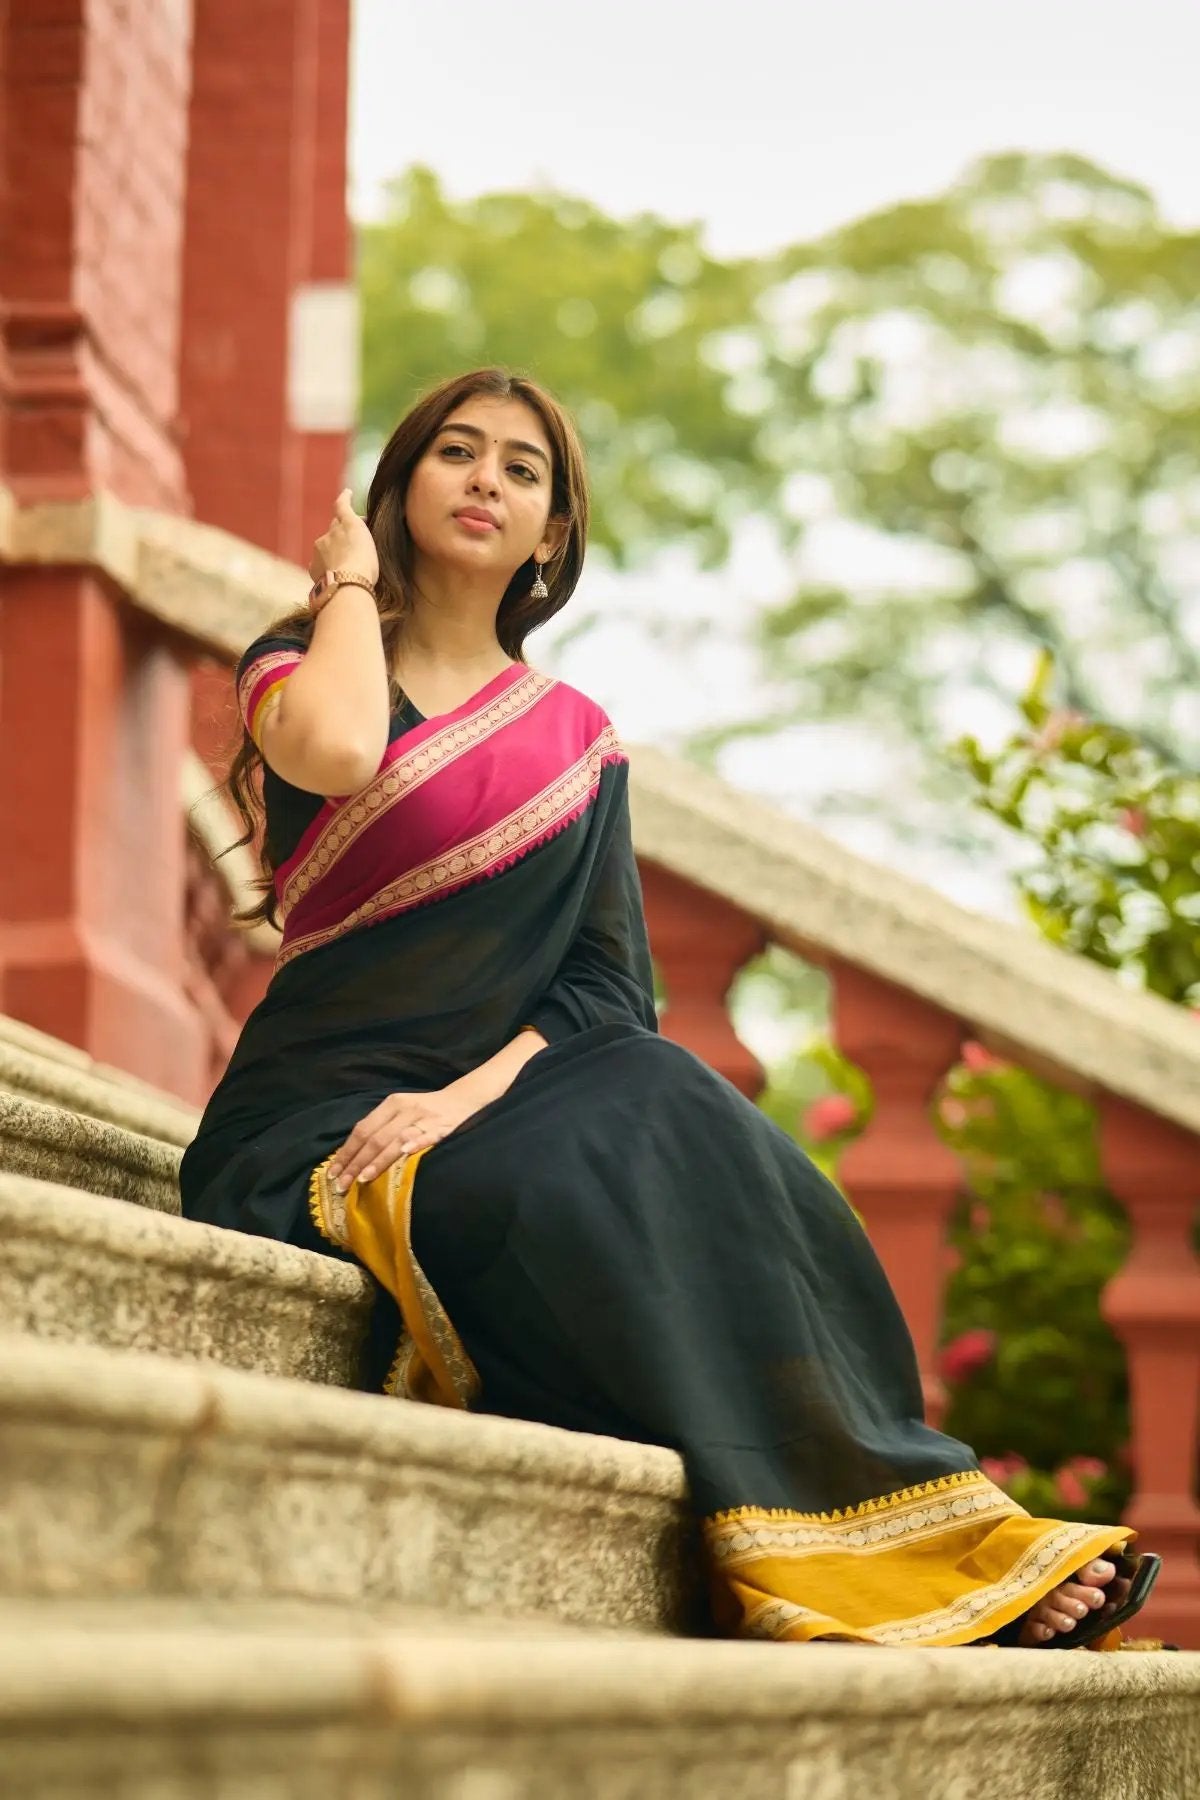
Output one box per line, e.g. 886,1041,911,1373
258,491,390,795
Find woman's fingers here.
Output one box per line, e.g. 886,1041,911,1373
329,1096,430,1188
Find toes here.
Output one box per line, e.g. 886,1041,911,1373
1077,1558,1116,1586
1057,1580,1105,1614
1048,1608,1078,1632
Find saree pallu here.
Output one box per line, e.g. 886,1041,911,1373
182,651,1131,1648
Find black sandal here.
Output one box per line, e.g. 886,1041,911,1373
983,1550,1162,1649
1041,1551,1162,1650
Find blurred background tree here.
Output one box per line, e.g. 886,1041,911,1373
359,153,1200,824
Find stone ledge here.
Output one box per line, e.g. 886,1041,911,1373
2,1616,1195,1800
0,485,297,661
0,1094,181,1213
0,1175,370,1387
0,1335,702,1637
0,1015,198,1148
630,744,1200,1137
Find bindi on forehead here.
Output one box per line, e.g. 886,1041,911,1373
437,418,550,468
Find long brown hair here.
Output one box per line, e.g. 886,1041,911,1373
221,366,590,930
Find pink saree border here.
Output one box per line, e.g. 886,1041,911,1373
274,724,624,969
276,664,551,921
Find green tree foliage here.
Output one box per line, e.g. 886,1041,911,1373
359,166,777,567
954,651,1200,1003
358,155,1200,797
736,152,1200,777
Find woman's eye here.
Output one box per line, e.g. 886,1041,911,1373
440,444,536,481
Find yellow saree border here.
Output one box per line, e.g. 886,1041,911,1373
308,1150,479,1410
705,1471,1135,1648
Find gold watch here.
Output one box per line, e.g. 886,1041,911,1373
308,569,378,617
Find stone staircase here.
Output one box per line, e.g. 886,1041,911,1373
1,1021,1197,1798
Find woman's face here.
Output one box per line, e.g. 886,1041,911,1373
405,395,567,583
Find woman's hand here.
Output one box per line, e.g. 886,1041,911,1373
327,1083,482,1191
309,488,380,588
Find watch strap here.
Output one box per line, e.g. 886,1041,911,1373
308,569,378,617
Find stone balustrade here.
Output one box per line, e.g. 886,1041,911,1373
3,485,1198,1647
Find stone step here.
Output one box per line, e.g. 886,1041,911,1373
0,1334,702,1637
2,1609,1195,1800
0,1092,181,1213
0,1173,370,1387
0,1013,199,1145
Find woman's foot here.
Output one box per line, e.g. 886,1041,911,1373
1017,1555,1126,1645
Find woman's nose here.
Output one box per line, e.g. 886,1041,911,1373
469,457,502,496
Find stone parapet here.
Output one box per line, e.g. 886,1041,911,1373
0,1094,181,1214
629,744,1200,1138
0,1014,198,1146
0,1336,703,1637
0,1176,368,1388
2,1613,1196,1799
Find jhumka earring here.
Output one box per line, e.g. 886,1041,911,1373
530,559,549,600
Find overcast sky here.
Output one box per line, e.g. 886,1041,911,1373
348,0,1198,926
351,0,1200,253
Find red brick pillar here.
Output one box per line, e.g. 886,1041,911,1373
0,0,206,1098
1,0,190,508
640,863,766,1098
1099,1098,1200,1648
830,962,963,1424
180,0,355,564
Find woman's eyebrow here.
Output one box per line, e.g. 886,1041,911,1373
435,421,550,467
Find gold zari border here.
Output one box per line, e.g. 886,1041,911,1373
280,669,555,920
704,1471,1134,1648
277,726,622,969
309,1150,479,1410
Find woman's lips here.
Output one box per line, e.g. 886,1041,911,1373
455,514,497,532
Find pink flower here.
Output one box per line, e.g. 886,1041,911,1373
1055,1467,1088,1509
1117,806,1147,838
803,1094,857,1142
980,1453,1029,1488
938,1328,997,1384
1062,1454,1107,1482
940,1097,969,1128
961,1040,1006,1074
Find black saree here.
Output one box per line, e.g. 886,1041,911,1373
181,644,1131,1647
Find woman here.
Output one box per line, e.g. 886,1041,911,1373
180,366,1157,1650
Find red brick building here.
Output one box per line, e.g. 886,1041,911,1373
0,0,355,1100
